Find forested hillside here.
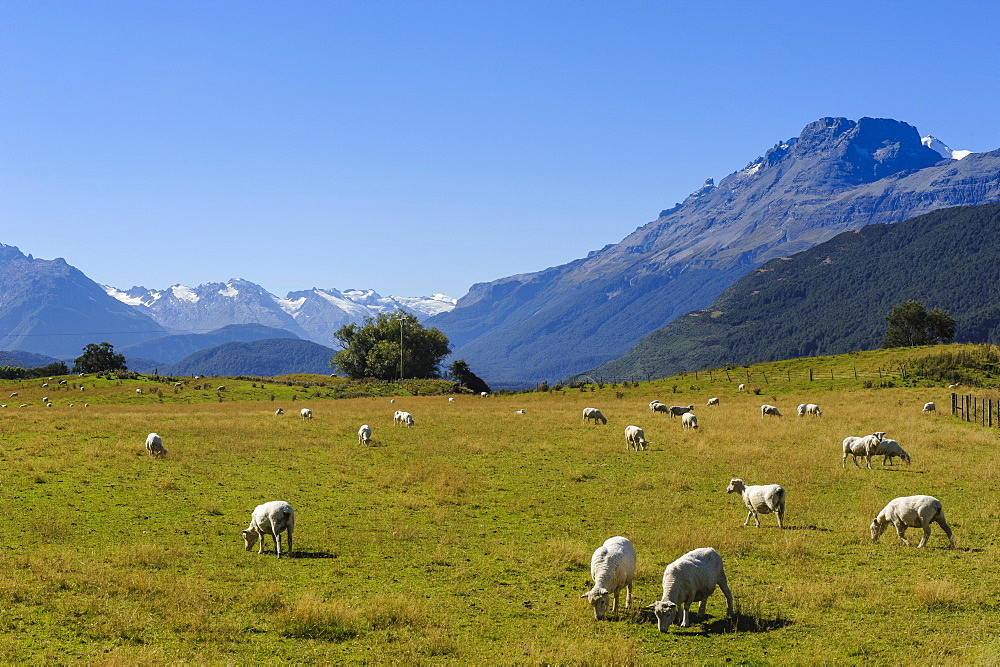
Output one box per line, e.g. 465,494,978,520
577,203,1000,380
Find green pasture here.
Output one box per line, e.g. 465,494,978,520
0,371,998,663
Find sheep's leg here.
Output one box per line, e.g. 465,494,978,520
936,513,955,548
286,526,293,557
611,589,620,615
275,532,283,558
624,582,632,610
852,455,861,468
841,453,847,468
917,522,932,549
776,508,785,530
865,453,872,470
894,522,911,546
743,510,754,527
697,597,708,617
718,579,734,616
680,602,692,627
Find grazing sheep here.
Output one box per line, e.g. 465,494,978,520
870,495,954,548
59,380,67,385
738,383,745,392
390,399,395,403
515,409,526,414
841,432,886,469
0,405,5,408
581,536,636,620
41,383,48,388
646,547,734,631
80,386,85,391
649,400,664,411
873,438,911,466
706,397,719,406
18,404,26,408
217,385,226,391
145,432,167,459
174,382,183,387
242,500,295,558
796,403,807,417
46,403,52,408
448,397,455,402
300,408,312,419
922,402,936,413
624,425,647,451
681,412,698,430
9,393,17,398
651,403,670,414
582,407,608,425
760,404,781,417
394,410,414,427
358,424,372,446
481,391,488,397
42,397,49,403
948,384,959,389
668,405,694,418
806,404,822,417
135,388,142,394
274,408,284,416
726,478,785,529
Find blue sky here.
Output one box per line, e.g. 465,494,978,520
3,1,998,300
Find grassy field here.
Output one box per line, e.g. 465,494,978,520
1,364,999,663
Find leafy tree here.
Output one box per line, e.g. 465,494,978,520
449,359,491,395
0,365,27,380
26,361,69,379
73,342,128,374
880,300,957,348
331,311,451,380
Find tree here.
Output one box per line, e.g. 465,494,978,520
880,300,957,348
73,342,128,374
331,310,451,380
449,359,491,395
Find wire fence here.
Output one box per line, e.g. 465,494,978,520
590,366,911,386
951,392,1000,427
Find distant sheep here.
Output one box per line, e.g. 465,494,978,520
59,380,67,385
870,495,954,548
135,388,142,395
651,403,670,414
806,404,822,417
873,437,911,466
760,404,781,417
624,425,647,451
668,405,694,418
841,432,886,469
358,424,372,446
706,397,719,406
274,408,284,416
681,412,698,430
646,547,734,631
394,410,414,427
649,400,664,412
448,397,455,402
42,397,49,403
390,399,395,403
796,404,807,417
481,391,488,397
738,384,745,392
922,402,936,413
217,385,226,391
726,478,785,529
948,384,960,389
242,500,295,558
145,432,167,459
581,536,636,620
10,393,17,398
515,409,526,414
582,407,608,425
41,383,48,388
300,408,312,419
174,382,183,387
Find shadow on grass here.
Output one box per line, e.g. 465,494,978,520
782,524,832,531
621,608,791,634
289,549,339,559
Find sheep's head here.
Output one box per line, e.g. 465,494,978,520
873,431,886,441
901,451,911,465
581,587,611,620
870,518,888,542
647,600,678,632
725,478,744,494
242,528,260,551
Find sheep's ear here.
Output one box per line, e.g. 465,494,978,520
642,603,657,610
580,593,589,599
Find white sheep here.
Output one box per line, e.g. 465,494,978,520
582,407,607,425
274,408,284,416
681,412,698,430
760,404,781,417
624,425,647,451
42,397,49,403
738,384,745,392
217,385,226,391
300,408,312,419
135,388,142,395
481,391,488,397
706,397,719,406
948,384,959,389
390,399,395,404
796,403,807,417
870,495,954,548
59,380,67,385
10,392,17,398
726,478,785,529
873,437,911,466
646,547,734,631
581,536,635,620
145,432,167,459
668,405,694,418
651,403,670,414
806,403,822,417
649,400,663,411
841,432,886,469
358,424,372,446
242,500,295,558
515,409,526,414
174,382,183,387
394,410,414,427
922,402,936,413
41,383,48,388
448,397,455,402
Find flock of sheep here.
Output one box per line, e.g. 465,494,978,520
572,391,954,630
133,384,956,630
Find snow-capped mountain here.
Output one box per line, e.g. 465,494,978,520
105,281,456,346
922,135,973,160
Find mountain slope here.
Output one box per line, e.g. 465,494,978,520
0,245,166,357
120,324,299,364
428,117,1000,385
165,338,336,376
577,203,1000,380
